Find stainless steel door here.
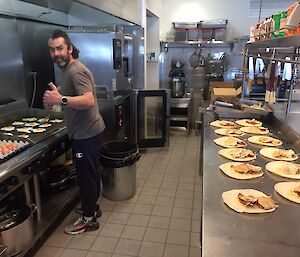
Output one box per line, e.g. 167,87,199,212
135,90,168,148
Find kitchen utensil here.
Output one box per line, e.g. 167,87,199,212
265,61,276,103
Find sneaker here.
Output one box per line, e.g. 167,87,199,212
64,216,99,235
75,203,102,217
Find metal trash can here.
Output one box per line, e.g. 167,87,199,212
100,141,140,201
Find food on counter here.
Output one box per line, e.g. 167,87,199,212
18,134,29,139
235,118,262,127
240,126,269,135
260,148,298,161
50,118,63,123
32,128,46,133
2,132,13,136
12,121,25,126
24,122,39,127
16,127,32,133
219,162,263,179
22,117,37,122
266,161,300,179
241,103,267,111
210,120,237,128
274,182,300,204
214,136,247,148
38,117,49,123
39,123,51,128
248,136,282,147
222,189,278,213
214,128,245,137
1,126,15,132
219,148,256,161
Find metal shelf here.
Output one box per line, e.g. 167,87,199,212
161,40,234,49
245,35,300,49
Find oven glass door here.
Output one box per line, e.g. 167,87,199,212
137,90,167,148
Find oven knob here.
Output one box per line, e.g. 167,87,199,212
0,184,8,194
6,176,19,186
23,166,33,174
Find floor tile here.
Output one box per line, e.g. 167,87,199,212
114,239,141,256
172,207,192,219
138,241,164,257
174,198,193,208
151,205,172,217
99,223,125,238
113,202,135,213
121,225,146,240
132,203,154,215
163,244,188,257
166,230,190,246
147,216,170,229
143,227,168,243
155,196,174,207
158,188,176,198
68,234,96,250
137,194,156,205
44,231,73,248
190,232,201,248
107,212,130,224
34,246,64,257
189,246,201,257
127,214,150,227
90,236,119,253
60,248,88,257
169,218,191,232
86,252,112,257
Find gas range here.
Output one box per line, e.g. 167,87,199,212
0,99,71,202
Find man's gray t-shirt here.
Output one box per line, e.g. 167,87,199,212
60,60,105,139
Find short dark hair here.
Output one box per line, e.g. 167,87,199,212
49,29,80,59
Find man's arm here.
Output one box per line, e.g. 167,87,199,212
43,83,95,110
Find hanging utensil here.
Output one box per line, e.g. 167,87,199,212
248,56,255,94
265,60,276,103
190,48,204,68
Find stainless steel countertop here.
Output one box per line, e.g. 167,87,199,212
202,112,300,257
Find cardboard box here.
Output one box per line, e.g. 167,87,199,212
211,82,242,104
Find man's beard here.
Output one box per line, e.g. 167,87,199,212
54,55,70,69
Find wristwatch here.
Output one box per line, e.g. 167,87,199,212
61,96,68,106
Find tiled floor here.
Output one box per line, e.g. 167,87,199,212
34,131,201,257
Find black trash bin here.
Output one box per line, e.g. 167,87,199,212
100,141,140,201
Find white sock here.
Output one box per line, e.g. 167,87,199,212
84,216,93,221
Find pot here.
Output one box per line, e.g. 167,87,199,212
0,205,34,257
170,78,186,98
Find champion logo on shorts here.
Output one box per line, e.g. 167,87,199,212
76,152,84,158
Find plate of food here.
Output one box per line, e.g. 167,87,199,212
219,162,263,180
260,148,298,161
222,189,278,213
248,136,282,147
219,148,256,162
214,136,247,148
266,161,300,179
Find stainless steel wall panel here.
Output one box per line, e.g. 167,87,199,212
0,17,26,102
16,19,64,108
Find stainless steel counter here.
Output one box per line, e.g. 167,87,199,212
201,112,300,257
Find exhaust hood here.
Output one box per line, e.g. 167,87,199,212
3,0,134,26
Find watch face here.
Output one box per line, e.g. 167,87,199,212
61,96,67,105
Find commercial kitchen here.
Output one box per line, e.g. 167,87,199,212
0,0,300,257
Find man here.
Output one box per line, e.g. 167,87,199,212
43,30,105,235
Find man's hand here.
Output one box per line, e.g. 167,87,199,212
43,82,62,107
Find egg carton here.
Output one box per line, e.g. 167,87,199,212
0,140,29,160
